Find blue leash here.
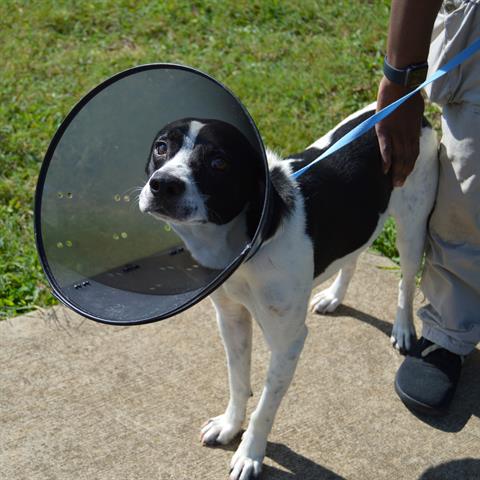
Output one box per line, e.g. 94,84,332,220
292,37,480,179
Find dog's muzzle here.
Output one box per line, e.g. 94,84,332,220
149,172,186,198
140,171,194,220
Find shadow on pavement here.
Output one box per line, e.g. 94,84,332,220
263,442,345,480
212,439,344,479
418,458,480,479
330,304,393,337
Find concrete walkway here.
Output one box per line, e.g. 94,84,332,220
1,253,479,480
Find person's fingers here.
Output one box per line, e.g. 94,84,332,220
391,135,420,187
392,161,407,187
376,126,392,175
391,140,407,187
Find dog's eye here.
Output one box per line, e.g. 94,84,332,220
154,141,168,156
210,158,227,171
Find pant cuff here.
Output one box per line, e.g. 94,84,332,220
419,305,477,356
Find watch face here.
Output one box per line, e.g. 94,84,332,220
407,67,428,88
35,64,271,325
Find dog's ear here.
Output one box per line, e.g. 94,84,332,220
254,162,296,242
234,131,268,240
238,134,266,186
244,157,267,240
145,135,159,176
245,190,263,240
145,155,152,176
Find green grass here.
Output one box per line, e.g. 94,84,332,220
0,0,401,318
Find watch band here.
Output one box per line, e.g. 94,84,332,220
383,56,429,89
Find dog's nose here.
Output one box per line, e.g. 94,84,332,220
149,173,186,197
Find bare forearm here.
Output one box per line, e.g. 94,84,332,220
387,0,443,68
375,0,442,186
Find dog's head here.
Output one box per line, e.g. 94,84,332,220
139,118,264,226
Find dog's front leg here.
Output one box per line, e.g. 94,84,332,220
201,290,253,446
230,319,308,480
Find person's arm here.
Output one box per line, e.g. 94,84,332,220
376,0,442,187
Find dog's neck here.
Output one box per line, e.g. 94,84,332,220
167,151,295,270
170,211,250,270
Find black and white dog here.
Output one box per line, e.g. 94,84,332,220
139,104,438,480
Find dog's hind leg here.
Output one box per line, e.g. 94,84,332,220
201,289,253,446
310,257,358,314
389,126,438,353
389,216,423,353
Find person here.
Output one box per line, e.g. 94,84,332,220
376,0,480,415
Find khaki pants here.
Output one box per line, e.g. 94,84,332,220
420,0,480,355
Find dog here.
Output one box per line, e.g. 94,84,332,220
139,104,438,480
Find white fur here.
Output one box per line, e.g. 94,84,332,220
171,212,249,270
388,126,438,351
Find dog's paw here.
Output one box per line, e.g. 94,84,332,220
310,288,342,314
391,318,416,354
200,415,242,446
229,431,264,480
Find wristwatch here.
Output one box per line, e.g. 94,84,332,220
383,56,429,89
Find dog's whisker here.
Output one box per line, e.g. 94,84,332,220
123,186,144,197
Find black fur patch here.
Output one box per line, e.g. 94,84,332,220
287,109,394,278
245,164,296,241
190,120,265,225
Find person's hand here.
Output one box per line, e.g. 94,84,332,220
375,76,425,187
